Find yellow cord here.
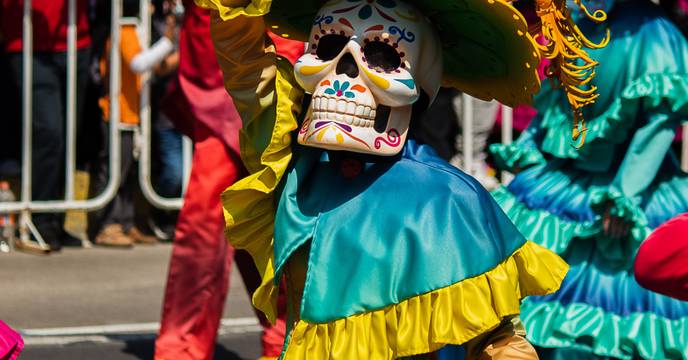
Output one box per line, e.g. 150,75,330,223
535,0,609,148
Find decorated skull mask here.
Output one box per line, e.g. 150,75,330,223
294,0,443,156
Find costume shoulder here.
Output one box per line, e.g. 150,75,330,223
274,141,530,322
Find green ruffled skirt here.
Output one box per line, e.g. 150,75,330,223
492,159,688,359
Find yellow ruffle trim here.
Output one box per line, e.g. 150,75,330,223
220,57,303,323
195,0,272,21
282,241,568,359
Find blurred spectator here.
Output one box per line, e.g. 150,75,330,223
412,88,499,189
153,2,300,358
411,87,458,160
1,0,91,251
150,0,183,240
450,95,499,190
153,114,183,197
0,33,21,181
96,0,176,247
153,113,183,201
152,0,182,201
80,0,112,173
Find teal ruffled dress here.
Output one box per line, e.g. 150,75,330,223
271,139,568,358
490,2,688,359
276,141,528,323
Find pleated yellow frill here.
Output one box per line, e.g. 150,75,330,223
282,241,568,359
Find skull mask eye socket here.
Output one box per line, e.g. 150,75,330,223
316,34,349,61
363,41,401,72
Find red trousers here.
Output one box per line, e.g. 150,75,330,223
155,124,285,360
635,213,688,301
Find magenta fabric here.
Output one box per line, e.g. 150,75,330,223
496,104,538,133
0,321,23,360
679,0,688,13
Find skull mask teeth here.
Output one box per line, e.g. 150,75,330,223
294,0,443,156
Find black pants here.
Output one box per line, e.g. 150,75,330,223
99,130,136,231
8,49,91,242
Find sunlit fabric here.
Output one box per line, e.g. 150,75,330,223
490,1,688,359
280,241,567,359
218,58,304,322
195,0,571,358
275,141,542,322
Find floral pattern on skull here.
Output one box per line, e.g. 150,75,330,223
294,0,443,155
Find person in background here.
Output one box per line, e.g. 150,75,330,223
153,1,295,358
489,0,688,358
150,0,183,240
1,0,91,251
95,0,176,247
450,95,499,190
0,23,21,184
412,88,500,190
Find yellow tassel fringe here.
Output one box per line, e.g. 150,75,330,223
535,0,609,148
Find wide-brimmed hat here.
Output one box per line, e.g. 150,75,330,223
264,0,541,107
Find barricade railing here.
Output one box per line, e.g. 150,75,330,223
2,0,123,250
6,0,688,252
460,95,515,185
2,0,191,252
500,105,514,184
136,1,193,210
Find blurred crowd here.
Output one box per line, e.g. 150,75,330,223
0,0,687,254
0,0,526,254
0,0,185,252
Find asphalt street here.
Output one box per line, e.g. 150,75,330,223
20,332,261,360
1,243,263,359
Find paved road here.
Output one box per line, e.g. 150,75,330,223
0,243,262,359
20,332,261,360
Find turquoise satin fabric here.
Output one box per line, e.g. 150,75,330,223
532,2,688,171
274,140,527,323
489,2,688,358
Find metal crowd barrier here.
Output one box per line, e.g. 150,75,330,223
3,0,191,252
136,0,193,210
6,0,688,252
460,94,515,185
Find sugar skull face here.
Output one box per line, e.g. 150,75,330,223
294,0,443,156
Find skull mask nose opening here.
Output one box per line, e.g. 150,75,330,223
336,53,359,79
374,105,391,133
